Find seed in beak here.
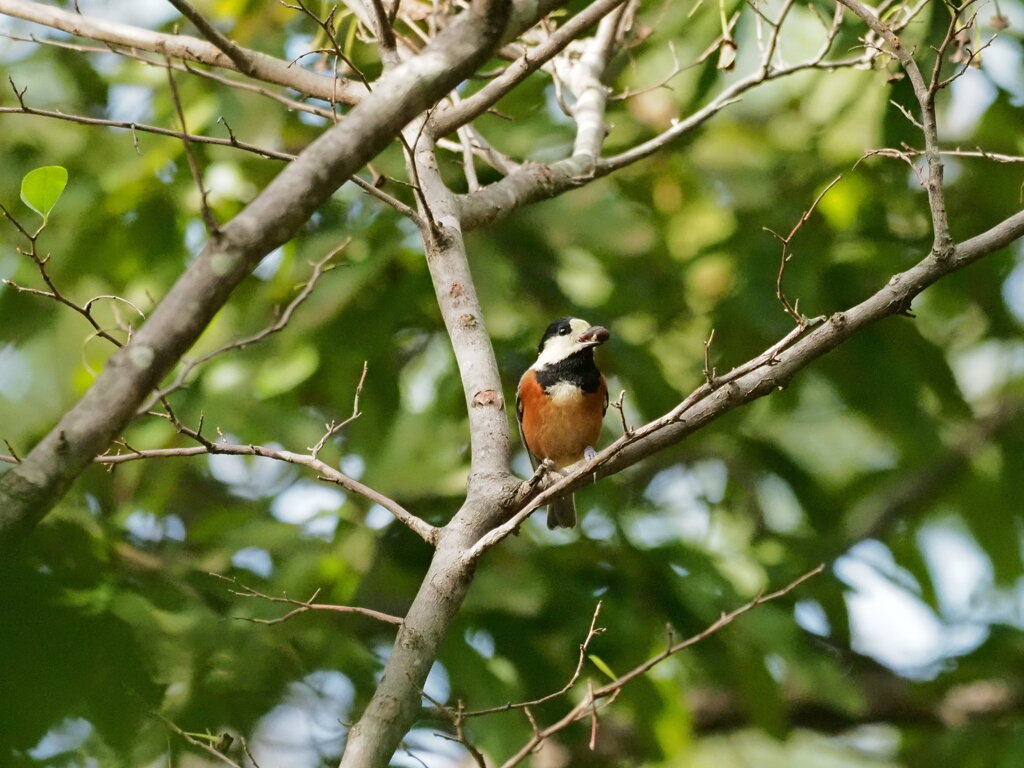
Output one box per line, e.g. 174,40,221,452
578,326,610,345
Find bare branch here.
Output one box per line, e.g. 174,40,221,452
2,200,139,348
429,0,629,138
0,199,33,241
467,207,1024,560
166,0,259,77
458,10,862,230
164,58,219,236
0,101,296,162
98,439,438,544
702,328,717,385
212,573,404,626
0,0,366,104
367,0,400,66
499,566,825,767
404,125,510,481
2,440,21,464
155,713,242,768
561,0,634,167
142,246,344,409
836,0,954,256
609,390,631,436
765,175,842,326
460,602,604,718
311,360,369,459
282,0,372,96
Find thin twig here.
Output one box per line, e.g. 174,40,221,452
212,573,404,626
141,245,345,409
703,328,717,384
0,102,295,161
311,360,369,458
164,57,219,236
167,0,258,76
458,602,605,718
836,0,954,257
610,390,631,436
763,175,841,326
2,195,141,348
368,0,399,66
2,440,21,463
154,712,242,768
428,0,629,137
498,565,825,767
280,0,372,93
95,439,438,544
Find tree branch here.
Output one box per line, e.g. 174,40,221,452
428,0,629,138
0,0,366,105
500,565,824,766
166,0,260,77
96,437,438,542
835,0,954,255
466,207,1024,560
0,0,526,550
457,11,861,230
212,573,404,626
338,68,521,767
462,602,604,718
406,128,511,484
140,247,343,409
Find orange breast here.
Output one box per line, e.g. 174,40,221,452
519,372,605,468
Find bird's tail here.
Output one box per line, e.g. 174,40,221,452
546,494,577,529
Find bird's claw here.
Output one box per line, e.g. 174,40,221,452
526,458,557,491
583,446,597,462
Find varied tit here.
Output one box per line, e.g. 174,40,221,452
516,317,610,529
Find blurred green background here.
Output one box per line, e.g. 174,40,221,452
1,0,1023,766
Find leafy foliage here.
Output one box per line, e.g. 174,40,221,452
1,1,1023,767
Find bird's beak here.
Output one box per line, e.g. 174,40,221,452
578,325,610,348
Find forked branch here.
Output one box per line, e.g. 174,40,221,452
498,565,825,766
212,573,404,626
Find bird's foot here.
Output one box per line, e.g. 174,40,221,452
526,458,557,491
584,446,598,462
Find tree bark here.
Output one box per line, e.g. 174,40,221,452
0,0,515,550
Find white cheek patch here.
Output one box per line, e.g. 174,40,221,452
534,337,574,367
545,381,583,402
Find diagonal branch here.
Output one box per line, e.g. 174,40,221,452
428,0,628,138
457,8,861,230
560,0,633,167
95,439,438,544
164,58,219,236
140,246,343,409
166,0,259,77
0,0,531,550
212,573,404,626
0,0,366,105
462,602,604,718
499,565,825,767
465,207,1024,561
835,0,954,256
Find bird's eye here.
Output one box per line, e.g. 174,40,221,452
558,326,570,336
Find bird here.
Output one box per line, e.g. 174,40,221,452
516,317,610,528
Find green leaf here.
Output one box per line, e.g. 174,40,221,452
588,654,617,681
20,165,68,221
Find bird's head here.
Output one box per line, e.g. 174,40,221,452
534,317,610,367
